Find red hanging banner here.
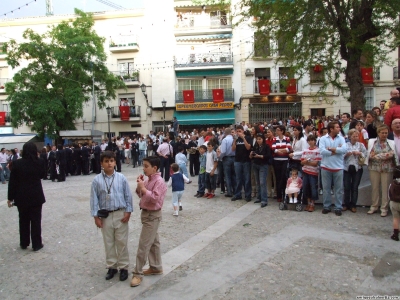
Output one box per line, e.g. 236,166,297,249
361,67,373,84
313,64,323,72
286,79,297,95
182,90,195,103
258,79,270,95
212,89,224,103
119,106,130,121
0,112,5,125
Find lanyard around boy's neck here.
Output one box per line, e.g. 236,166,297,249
102,172,115,194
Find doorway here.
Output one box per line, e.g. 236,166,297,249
310,108,326,117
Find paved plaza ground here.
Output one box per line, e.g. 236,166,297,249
0,163,399,300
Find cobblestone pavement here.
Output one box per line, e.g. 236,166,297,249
0,163,399,300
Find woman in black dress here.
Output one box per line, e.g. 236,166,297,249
7,142,46,251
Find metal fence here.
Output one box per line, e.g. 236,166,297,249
175,88,234,103
249,103,302,124
111,106,141,118
174,52,233,67
253,78,297,94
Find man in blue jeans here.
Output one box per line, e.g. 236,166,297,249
219,128,236,197
0,147,10,184
232,125,252,202
318,121,347,216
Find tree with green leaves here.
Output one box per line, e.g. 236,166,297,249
233,0,400,110
3,9,125,142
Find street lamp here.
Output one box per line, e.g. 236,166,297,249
140,83,147,100
106,106,111,141
335,60,342,70
162,99,167,132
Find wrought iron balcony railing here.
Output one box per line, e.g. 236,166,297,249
110,106,141,119
254,78,298,94
175,88,234,103
175,14,231,30
111,71,139,82
174,52,233,68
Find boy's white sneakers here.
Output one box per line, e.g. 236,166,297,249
173,211,178,217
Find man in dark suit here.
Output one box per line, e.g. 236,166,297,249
93,142,101,174
7,142,46,251
188,135,199,176
64,144,73,176
81,142,90,175
73,144,82,175
56,144,66,182
131,138,139,168
48,146,57,182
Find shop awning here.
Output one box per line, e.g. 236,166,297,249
0,134,37,144
176,69,233,77
174,109,235,125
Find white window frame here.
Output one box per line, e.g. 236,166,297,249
364,87,374,110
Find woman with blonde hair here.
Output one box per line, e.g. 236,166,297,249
365,124,399,217
343,129,367,213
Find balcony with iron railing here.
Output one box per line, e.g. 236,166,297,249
112,71,140,87
109,35,139,53
0,111,11,126
174,52,233,70
174,13,231,35
254,79,298,95
110,105,141,121
175,88,234,103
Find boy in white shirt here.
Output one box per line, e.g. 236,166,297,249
203,143,218,199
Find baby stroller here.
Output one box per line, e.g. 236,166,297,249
279,164,304,212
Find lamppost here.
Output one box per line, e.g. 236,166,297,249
140,83,147,100
162,99,167,132
106,106,111,141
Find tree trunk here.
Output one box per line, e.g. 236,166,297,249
345,53,365,112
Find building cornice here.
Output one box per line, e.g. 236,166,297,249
0,9,144,27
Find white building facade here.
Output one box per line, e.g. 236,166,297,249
0,0,399,141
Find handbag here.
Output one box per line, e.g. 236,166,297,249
357,155,365,166
97,209,109,218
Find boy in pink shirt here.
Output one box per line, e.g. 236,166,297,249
131,156,167,287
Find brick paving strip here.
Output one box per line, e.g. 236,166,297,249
92,202,260,300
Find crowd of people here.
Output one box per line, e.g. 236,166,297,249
4,90,400,289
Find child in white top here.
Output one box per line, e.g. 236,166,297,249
285,168,303,203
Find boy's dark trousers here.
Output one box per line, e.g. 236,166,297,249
205,172,217,191
197,172,206,195
217,161,225,192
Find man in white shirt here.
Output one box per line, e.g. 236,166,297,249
100,139,108,152
0,148,10,183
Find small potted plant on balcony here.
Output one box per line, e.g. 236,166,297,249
130,71,139,81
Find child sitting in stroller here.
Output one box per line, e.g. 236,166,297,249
285,168,303,203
